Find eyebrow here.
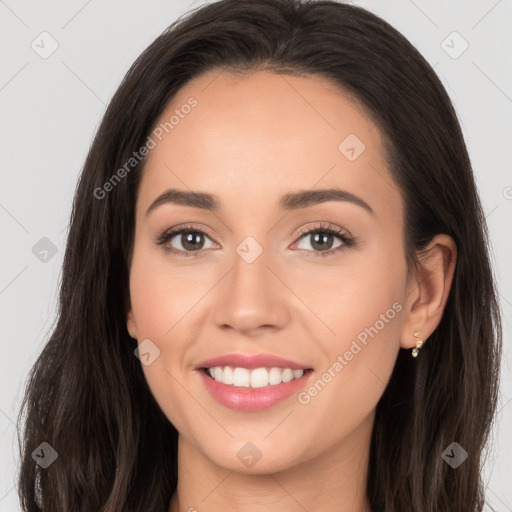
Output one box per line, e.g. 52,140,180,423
145,188,374,216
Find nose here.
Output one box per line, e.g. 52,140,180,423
212,243,291,336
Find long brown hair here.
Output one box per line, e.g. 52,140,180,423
17,1,502,510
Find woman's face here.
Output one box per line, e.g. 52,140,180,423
127,70,411,473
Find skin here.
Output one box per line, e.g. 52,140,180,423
126,70,457,512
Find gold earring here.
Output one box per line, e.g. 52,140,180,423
411,331,423,358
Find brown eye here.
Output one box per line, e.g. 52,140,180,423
294,224,354,257
175,230,206,252
300,231,339,251
156,226,217,257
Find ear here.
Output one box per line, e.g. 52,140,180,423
126,308,138,340
400,234,457,350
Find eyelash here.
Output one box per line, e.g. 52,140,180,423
155,222,356,259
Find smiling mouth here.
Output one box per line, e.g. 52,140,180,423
201,366,313,388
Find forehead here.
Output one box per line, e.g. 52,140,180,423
137,70,402,225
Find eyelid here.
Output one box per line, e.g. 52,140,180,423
155,223,216,244
156,221,355,257
289,222,355,256
293,221,352,241
154,223,218,257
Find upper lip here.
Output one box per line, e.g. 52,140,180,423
195,353,312,370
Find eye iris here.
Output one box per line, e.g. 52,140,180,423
168,228,342,253
311,232,334,251
181,231,204,251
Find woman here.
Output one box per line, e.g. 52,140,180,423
17,0,502,510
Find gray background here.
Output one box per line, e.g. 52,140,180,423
1,0,511,510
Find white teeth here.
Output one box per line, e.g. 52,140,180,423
205,366,307,388
233,367,250,387
223,365,234,385
268,367,282,385
281,368,294,383
250,368,269,388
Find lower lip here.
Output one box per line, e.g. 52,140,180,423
197,369,313,412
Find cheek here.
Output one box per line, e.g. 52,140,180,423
129,245,200,337
296,292,402,442
290,244,405,346
128,245,208,424
298,246,405,410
